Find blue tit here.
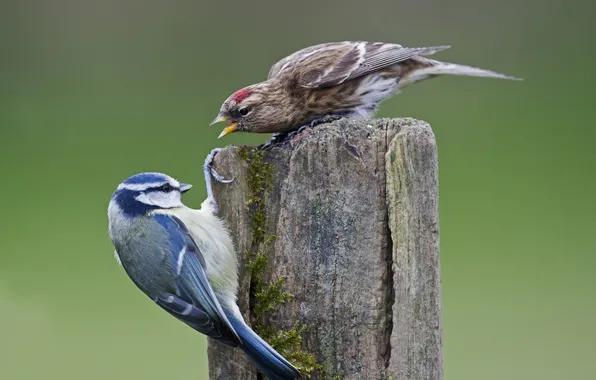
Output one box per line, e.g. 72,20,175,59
106,152,301,380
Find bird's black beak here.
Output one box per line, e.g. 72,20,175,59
180,183,192,193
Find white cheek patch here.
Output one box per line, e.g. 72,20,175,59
135,191,183,209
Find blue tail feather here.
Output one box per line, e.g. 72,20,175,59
227,314,301,380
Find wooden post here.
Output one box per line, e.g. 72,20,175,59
208,118,443,380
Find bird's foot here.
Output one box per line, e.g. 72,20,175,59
285,115,345,142
257,132,289,151
308,114,345,129
257,115,344,149
203,148,234,215
203,148,234,184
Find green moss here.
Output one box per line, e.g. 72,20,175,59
245,238,321,376
247,246,320,376
238,147,272,241
246,240,294,317
238,147,332,378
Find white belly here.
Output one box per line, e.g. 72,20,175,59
354,74,399,113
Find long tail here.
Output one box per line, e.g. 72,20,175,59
228,316,301,380
399,57,522,88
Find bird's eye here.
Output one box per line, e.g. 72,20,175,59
239,107,250,116
161,184,173,193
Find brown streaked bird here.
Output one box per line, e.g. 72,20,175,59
211,41,521,140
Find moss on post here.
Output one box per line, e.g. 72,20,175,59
209,118,442,380
238,147,323,377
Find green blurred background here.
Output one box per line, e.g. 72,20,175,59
1,0,594,379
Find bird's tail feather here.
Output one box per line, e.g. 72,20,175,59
399,58,522,88
228,316,301,380
414,45,452,57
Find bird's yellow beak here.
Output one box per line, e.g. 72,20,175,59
218,121,238,139
210,113,238,139
210,113,229,126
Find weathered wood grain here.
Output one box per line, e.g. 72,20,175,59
208,118,442,380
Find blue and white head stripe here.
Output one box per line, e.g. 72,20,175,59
122,172,173,185
117,172,181,191
118,182,171,191
111,172,190,216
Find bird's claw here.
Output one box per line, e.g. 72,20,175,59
257,133,289,151
284,129,302,141
309,114,344,128
257,115,344,149
203,148,235,215
256,141,273,151
285,115,345,141
203,148,235,184
210,167,234,183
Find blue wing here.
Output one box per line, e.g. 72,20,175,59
152,213,241,347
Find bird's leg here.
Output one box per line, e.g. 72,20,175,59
203,148,234,214
308,114,345,128
257,115,345,149
204,148,234,185
285,114,345,141
257,132,288,151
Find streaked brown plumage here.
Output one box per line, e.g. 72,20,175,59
211,41,521,139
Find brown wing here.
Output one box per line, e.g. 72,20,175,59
267,42,347,81
268,41,451,89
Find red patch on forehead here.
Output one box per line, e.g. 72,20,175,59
230,88,251,103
